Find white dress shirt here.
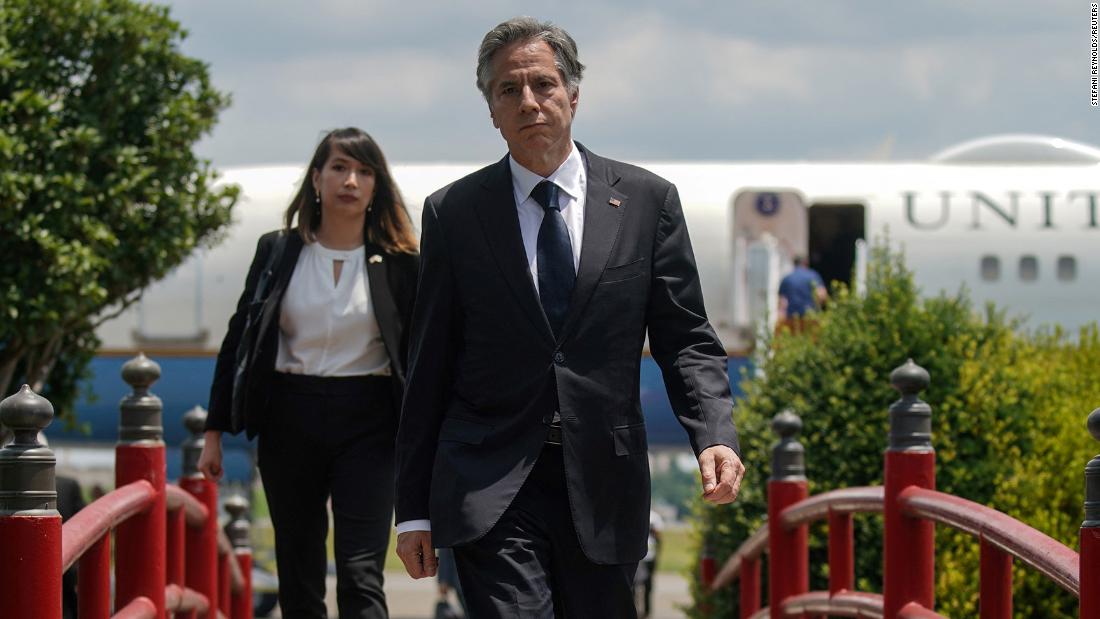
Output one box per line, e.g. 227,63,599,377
396,143,587,537
276,241,391,377
510,143,587,290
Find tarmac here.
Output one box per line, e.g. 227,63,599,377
270,570,692,618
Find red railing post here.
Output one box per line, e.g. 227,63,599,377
181,406,219,618
78,533,112,619
768,410,809,618
883,360,935,618
225,495,254,619
699,537,716,617
979,536,1011,618
828,509,854,594
0,386,62,619
1081,408,1100,619
166,504,186,615
219,551,232,616
740,556,761,618
234,551,254,619
114,354,167,618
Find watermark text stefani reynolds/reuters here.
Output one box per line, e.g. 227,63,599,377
1092,3,1099,106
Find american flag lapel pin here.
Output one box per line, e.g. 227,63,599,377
369,254,384,264
609,197,622,208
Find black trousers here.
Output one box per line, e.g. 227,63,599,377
453,445,638,619
258,373,396,619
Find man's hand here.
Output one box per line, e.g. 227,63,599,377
197,430,224,482
698,445,745,504
396,530,438,578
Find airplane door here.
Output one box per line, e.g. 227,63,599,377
731,190,808,345
131,255,209,349
807,203,865,291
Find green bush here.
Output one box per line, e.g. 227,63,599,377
689,242,1097,618
936,327,1100,617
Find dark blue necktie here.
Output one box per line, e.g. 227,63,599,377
532,180,575,337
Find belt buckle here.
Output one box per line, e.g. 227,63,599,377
545,424,563,446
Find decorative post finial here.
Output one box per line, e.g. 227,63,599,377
770,409,805,481
1084,408,1100,527
181,406,207,478
121,353,160,391
0,385,58,515
119,353,163,444
223,494,251,550
888,359,933,451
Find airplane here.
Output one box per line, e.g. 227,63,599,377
44,133,1100,476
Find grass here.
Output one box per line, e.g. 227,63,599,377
656,525,694,574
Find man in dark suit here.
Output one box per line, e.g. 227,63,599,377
395,17,745,617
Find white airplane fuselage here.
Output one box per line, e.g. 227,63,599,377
97,158,1100,355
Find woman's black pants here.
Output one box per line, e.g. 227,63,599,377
258,373,396,619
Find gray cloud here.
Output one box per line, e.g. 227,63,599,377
158,1,1100,167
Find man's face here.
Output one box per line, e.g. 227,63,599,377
487,39,578,169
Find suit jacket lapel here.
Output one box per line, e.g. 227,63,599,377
364,242,404,381
558,146,626,342
474,156,555,344
258,231,302,340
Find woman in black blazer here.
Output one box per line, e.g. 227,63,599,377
199,128,418,619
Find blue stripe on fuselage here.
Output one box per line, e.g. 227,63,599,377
47,354,752,481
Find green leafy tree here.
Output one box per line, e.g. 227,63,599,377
690,242,1096,617
0,0,238,416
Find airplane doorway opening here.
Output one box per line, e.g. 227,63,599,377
808,204,865,292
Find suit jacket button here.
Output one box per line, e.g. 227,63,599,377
553,351,565,364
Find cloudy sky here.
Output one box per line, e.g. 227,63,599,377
159,1,1099,168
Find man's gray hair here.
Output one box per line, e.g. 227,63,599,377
476,17,585,102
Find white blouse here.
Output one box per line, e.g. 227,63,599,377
275,242,391,376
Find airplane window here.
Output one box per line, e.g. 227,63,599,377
1057,255,1077,281
980,255,1000,281
1019,256,1038,282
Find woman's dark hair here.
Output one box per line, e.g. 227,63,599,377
284,128,418,254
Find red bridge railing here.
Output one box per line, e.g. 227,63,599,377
708,359,1100,619
0,354,253,619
